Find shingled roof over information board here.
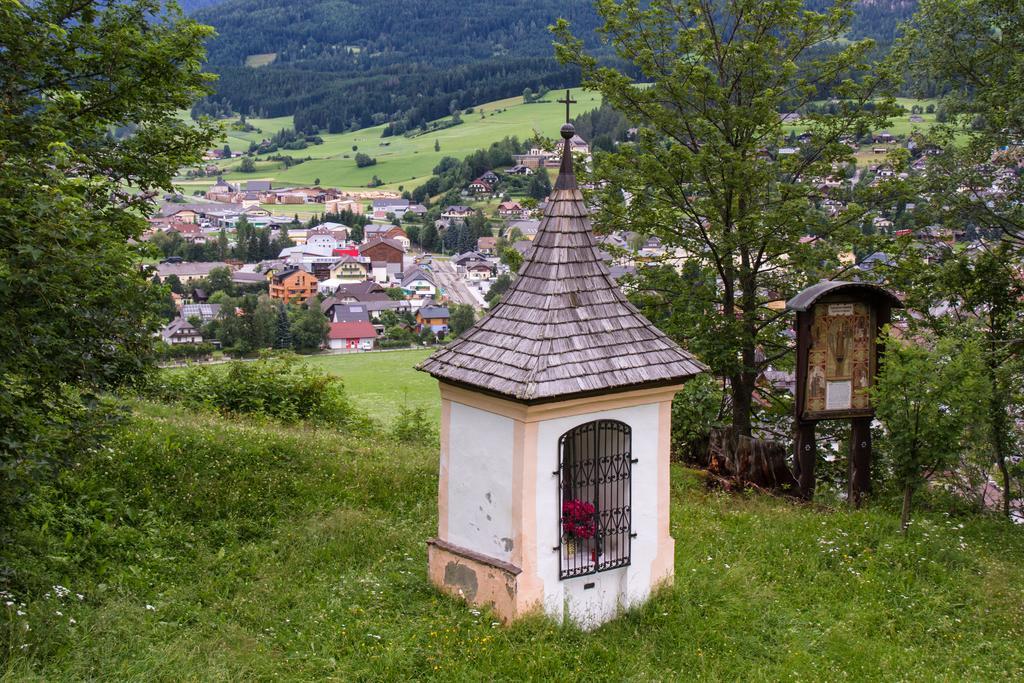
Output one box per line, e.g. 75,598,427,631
417,123,706,403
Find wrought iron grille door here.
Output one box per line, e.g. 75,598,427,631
556,420,634,580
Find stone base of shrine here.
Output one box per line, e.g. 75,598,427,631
427,538,540,622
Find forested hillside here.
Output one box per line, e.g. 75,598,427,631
191,0,608,133
190,1,918,134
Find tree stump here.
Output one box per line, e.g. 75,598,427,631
707,426,799,494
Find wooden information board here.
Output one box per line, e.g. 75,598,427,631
803,301,876,419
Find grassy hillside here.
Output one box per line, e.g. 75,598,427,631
4,351,1022,679
180,88,602,194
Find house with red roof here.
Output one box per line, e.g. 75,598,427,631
327,321,377,351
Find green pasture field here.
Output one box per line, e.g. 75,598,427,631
302,348,437,424
189,89,602,194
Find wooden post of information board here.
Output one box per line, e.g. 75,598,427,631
787,282,901,503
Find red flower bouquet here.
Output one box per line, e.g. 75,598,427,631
561,499,597,539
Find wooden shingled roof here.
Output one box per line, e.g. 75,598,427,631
417,123,707,403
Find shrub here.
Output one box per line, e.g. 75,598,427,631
141,355,368,428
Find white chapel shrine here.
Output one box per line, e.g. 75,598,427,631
418,123,706,628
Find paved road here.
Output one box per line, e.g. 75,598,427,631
432,259,483,310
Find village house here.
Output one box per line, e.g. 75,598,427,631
327,303,370,324
477,236,498,254
155,260,232,284
467,177,493,194
463,260,494,281
512,147,558,170
401,267,437,299
568,133,590,155
245,180,272,193
359,238,406,280
364,225,410,249
325,281,392,306
507,164,533,176
497,201,525,218
507,218,540,240
161,207,201,224
329,255,371,283
269,266,318,303
363,299,413,325
327,321,377,351
441,205,473,221
416,304,450,335
371,198,409,220
231,270,267,288
452,251,490,267
160,318,203,345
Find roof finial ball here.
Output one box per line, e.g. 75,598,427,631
560,122,575,139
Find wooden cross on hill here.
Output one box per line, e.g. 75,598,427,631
558,89,577,124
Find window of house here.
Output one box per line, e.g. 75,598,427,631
556,420,634,579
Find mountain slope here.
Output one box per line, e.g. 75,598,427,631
192,0,605,133
190,0,918,134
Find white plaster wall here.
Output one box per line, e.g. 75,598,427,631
447,402,516,562
533,403,662,629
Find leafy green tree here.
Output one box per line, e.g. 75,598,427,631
907,0,1024,245
485,272,513,306
554,0,897,436
500,247,523,272
386,287,407,301
449,304,475,337
290,305,328,351
873,334,987,533
434,139,440,152
165,274,185,295
420,223,439,252
205,266,234,295
526,169,551,200
273,305,293,349
217,229,229,260
238,156,257,173
405,224,421,246
0,0,216,514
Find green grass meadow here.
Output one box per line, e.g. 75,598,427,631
181,88,602,194
4,350,1022,680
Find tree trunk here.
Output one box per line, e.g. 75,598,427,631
989,366,1012,518
731,372,754,438
900,484,914,535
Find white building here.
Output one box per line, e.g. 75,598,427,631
418,125,706,628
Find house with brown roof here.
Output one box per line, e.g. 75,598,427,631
359,238,405,267
269,267,318,303
160,318,203,345
497,201,524,218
